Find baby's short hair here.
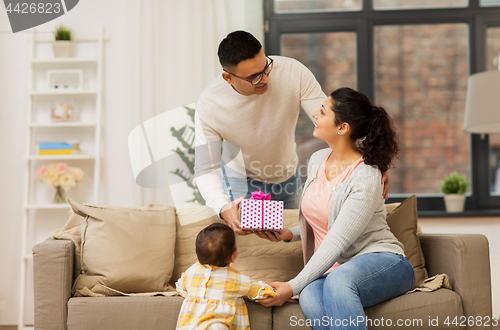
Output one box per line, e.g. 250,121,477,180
196,223,236,267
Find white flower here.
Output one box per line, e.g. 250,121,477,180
36,162,84,191
70,167,84,183
59,173,76,190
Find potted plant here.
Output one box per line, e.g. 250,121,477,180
52,25,72,57
440,171,469,213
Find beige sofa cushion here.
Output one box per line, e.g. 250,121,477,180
67,296,273,330
171,207,303,285
385,195,428,287
172,200,426,286
274,288,463,330
170,206,224,285
52,208,85,282
364,289,464,329
233,209,303,283
69,199,176,293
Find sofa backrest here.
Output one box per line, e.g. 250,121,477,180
170,200,427,288
57,198,426,291
170,207,303,285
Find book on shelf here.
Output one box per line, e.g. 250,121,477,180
39,149,73,155
38,141,80,155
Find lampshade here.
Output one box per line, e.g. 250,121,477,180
464,70,500,134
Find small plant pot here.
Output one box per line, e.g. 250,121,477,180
52,41,72,57
444,194,466,213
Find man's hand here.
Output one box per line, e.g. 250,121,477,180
254,229,293,242
381,170,391,200
256,282,294,307
220,197,250,235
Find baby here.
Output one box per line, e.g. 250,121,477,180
176,222,276,330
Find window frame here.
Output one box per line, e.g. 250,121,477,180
265,0,500,213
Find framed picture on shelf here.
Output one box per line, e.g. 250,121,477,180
47,69,83,90
51,98,75,122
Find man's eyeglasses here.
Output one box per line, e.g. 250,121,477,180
223,55,274,86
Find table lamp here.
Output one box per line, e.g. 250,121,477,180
464,70,500,136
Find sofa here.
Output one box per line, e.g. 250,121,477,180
33,196,493,330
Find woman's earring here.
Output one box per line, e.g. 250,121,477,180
338,132,341,135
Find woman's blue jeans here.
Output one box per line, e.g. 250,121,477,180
299,252,415,330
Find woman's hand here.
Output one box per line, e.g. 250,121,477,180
256,282,294,307
253,229,293,242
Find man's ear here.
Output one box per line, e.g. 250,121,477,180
222,72,234,85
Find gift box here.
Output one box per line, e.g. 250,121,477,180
240,191,284,231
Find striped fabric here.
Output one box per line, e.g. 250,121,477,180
176,262,276,329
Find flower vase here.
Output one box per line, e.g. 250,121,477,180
53,186,67,204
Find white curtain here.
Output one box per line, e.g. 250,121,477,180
131,0,263,206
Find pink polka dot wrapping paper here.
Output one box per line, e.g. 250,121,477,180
240,199,284,231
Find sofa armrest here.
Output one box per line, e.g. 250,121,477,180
33,238,74,330
419,233,492,329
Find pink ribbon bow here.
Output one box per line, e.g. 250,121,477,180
250,191,271,230
250,190,271,200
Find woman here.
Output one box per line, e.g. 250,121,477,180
256,88,415,330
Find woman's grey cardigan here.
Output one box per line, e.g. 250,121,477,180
287,148,405,295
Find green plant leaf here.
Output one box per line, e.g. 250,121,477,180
54,25,72,41
440,171,470,194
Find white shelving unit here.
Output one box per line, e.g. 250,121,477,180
30,90,98,96
29,122,96,127
18,26,107,329
25,155,95,160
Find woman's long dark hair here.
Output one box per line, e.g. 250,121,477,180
329,88,399,173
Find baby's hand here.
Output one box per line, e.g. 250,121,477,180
256,282,293,307
263,291,277,298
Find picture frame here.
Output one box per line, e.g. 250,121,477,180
47,69,83,90
51,98,75,122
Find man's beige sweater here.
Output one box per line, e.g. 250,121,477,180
194,56,326,215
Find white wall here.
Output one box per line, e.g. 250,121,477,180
0,7,29,324
419,217,500,318
0,0,263,325
0,0,138,324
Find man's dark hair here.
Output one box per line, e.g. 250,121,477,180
196,222,236,267
217,30,262,69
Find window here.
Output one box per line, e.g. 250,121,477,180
487,27,500,71
489,134,500,195
265,0,500,211
481,0,500,6
373,0,467,10
374,24,469,195
281,32,357,182
275,0,361,12
487,27,500,195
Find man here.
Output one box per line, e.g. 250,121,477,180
194,31,389,235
